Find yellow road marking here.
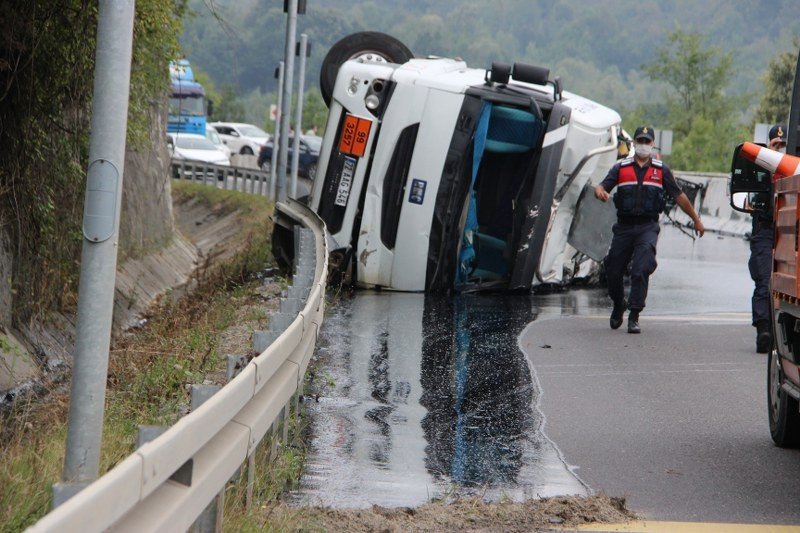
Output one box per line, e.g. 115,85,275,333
573,521,800,532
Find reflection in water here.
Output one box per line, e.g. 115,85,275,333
420,295,534,487
292,291,586,508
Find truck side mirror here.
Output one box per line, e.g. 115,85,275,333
730,142,772,213
207,99,214,118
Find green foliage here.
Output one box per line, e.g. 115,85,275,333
216,84,248,122
644,31,735,134
180,0,799,120
302,87,328,132
635,30,745,171
755,41,799,124
0,1,185,321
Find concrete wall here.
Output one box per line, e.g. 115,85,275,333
119,102,174,260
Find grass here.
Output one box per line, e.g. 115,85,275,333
0,183,282,531
222,411,310,532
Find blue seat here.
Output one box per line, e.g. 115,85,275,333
484,106,541,153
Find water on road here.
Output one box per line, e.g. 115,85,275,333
291,225,753,508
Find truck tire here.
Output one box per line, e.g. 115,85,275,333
768,347,800,447
320,32,413,106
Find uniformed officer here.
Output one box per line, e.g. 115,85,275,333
594,126,705,333
749,124,786,353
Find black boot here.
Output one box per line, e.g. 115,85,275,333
756,320,772,354
628,310,641,334
610,299,627,330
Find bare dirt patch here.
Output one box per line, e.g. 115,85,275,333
251,494,634,532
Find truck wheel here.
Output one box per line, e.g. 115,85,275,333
240,146,254,155
768,347,800,447
320,32,413,106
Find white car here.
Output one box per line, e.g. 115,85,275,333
209,122,270,156
274,32,621,292
167,132,230,165
205,125,232,159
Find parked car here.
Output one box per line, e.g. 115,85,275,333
205,124,231,159
273,32,622,293
209,122,270,155
257,135,320,179
167,132,230,165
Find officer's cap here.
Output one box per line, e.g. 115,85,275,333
633,126,655,142
769,124,787,143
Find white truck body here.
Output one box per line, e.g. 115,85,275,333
309,56,621,292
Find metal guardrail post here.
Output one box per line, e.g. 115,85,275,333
189,384,224,533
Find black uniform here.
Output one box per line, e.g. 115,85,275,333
749,212,773,326
599,156,683,313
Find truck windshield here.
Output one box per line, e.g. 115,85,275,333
169,95,205,117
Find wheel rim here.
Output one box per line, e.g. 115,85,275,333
769,349,782,420
348,50,393,63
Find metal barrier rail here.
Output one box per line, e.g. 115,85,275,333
29,198,327,532
171,159,274,198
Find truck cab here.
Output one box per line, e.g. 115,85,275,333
168,60,210,136
282,32,621,293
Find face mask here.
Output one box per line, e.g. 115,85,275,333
634,143,653,158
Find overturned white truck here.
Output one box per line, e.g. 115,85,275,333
274,32,622,292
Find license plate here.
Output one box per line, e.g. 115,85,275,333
335,156,356,207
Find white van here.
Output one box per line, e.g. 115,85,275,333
275,32,621,292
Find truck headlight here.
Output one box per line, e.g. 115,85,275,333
365,94,380,110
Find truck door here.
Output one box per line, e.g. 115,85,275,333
507,102,571,289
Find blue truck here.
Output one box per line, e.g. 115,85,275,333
168,59,210,135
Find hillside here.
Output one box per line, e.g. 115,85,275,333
180,0,800,116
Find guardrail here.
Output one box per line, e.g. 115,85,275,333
171,159,274,198
29,197,327,531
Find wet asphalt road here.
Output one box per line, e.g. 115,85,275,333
294,225,800,524
525,226,800,525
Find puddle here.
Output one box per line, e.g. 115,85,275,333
290,225,751,508
291,292,587,508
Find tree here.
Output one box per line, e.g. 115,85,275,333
755,42,799,124
302,88,328,132
641,30,742,171
214,84,246,122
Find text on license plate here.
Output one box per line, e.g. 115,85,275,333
335,156,356,207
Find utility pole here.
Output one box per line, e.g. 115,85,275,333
270,62,284,200
276,0,298,202
60,0,135,491
290,34,309,199
276,0,304,202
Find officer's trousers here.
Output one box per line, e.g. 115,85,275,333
605,221,660,312
749,226,773,326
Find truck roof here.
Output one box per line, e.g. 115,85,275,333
171,80,204,97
